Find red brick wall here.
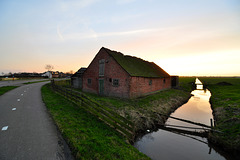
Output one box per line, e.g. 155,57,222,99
83,48,171,98
129,77,171,98
82,49,130,98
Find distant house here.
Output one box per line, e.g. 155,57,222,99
42,71,68,78
42,71,52,78
71,68,87,89
81,47,172,98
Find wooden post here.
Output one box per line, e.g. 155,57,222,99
210,118,213,128
210,118,213,133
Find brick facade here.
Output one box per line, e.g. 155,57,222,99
129,77,171,98
82,48,171,98
82,49,131,98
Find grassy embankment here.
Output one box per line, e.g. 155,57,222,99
81,77,195,134
42,77,194,159
0,86,18,96
200,77,240,151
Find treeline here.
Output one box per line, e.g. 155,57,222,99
0,72,44,79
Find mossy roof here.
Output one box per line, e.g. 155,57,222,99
102,47,170,78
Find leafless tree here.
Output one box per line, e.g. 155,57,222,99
45,64,54,71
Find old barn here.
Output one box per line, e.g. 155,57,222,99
77,47,172,98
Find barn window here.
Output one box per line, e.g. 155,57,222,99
88,79,92,85
113,79,119,87
163,78,166,83
99,59,105,76
149,79,152,85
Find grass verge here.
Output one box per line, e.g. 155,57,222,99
0,86,18,96
199,77,240,151
41,84,150,160
23,80,49,84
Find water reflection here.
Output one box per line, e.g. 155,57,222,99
134,129,225,160
166,89,213,129
134,78,229,160
196,78,203,90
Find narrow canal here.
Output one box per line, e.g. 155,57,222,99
134,78,233,160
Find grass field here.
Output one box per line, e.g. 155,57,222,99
41,77,194,159
41,84,150,160
0,86,18,96
199,77,240,151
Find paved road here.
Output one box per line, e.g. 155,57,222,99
0,79,49,87
0,82,73,160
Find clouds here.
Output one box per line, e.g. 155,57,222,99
0,0,240,75
57,25,64,40
58,0,101,11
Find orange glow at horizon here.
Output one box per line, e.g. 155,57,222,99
0,0,239,76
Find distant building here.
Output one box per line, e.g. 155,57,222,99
42,71,68,78
42,71,52,78
79,47,172,98
71,68,87,89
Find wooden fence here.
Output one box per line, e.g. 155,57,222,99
51,80,135,142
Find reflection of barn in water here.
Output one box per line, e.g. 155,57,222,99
71,67,87,89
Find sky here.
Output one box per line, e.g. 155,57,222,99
0,0,240,76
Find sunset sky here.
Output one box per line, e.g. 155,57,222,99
0,0,239,76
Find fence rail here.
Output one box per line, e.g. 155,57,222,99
51,80,135,142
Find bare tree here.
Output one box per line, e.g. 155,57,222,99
45,64,54,71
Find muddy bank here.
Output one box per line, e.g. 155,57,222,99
115,91,192,140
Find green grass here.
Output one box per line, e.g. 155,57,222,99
178,77,196,92
23,80,49,84
199,77,240,151
0,86,18,96
41,84,150,160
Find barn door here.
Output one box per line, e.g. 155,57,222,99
99,79,104,95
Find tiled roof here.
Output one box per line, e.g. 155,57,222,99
102,47,170,78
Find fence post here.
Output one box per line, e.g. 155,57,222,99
210,118,213,133
51,79,55,88
210,118,213,128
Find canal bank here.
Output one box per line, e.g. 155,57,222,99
200,77,240,155
134,78,236,160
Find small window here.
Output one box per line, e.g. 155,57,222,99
149,79,152,85
163,78,166,83
113,79,119,86
88,79,92,84
109,78,112,82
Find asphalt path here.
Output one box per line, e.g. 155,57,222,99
0,79,49,87
0,82,73,160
